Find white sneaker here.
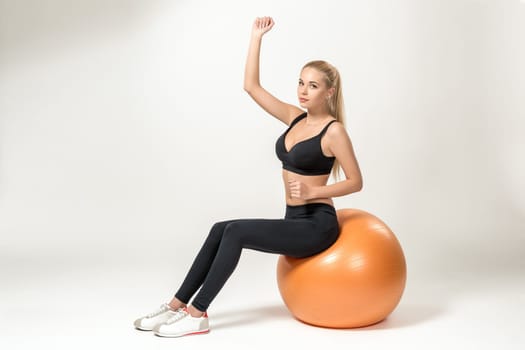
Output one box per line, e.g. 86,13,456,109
134,303,184,331
153,307,210,337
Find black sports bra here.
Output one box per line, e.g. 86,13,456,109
275,112,336,176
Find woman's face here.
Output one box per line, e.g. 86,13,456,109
297,67,332,110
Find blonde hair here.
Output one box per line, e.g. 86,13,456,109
302,60,346,180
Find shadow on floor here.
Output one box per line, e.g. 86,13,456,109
210,304,290,330
356,303,445,330
210,302,444,331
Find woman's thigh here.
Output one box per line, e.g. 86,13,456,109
222,218,331,258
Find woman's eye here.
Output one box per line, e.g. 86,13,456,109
310,84,317,89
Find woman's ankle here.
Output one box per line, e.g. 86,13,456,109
168,298,186,310
187,305,205,318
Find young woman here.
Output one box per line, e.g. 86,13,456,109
134,16,362,338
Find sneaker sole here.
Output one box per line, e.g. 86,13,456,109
154,328,210,338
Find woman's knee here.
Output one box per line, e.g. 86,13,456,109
222,221,245,244
207,219,241,241
206,220,229,242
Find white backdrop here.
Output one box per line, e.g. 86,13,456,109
1,0,524,291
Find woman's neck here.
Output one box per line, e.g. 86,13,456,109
305,108,333,125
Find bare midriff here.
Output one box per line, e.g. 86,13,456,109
282,169,334,207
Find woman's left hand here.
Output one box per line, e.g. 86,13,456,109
288,180,315,200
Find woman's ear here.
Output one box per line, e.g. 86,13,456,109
327,87,335,99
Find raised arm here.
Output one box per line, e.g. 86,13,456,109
243,17,303,126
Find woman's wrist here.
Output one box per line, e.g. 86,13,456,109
251,32,264,41
308,185,322,200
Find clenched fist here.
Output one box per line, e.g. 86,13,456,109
251,16,275,38
288,179,314,200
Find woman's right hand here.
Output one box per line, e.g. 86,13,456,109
251,16,274,38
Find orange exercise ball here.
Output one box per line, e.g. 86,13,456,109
277,208,407,328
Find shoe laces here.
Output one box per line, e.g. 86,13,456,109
146,303,171,318
165,308,189,325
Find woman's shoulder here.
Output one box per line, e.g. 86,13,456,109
325,120,349,139
288,111,307,126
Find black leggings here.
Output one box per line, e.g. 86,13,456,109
174,202,340,312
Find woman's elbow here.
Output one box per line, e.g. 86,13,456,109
244,79,264,93
243,83,258,95
243,85,252,94
357,180,363,192
354,177,363,192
